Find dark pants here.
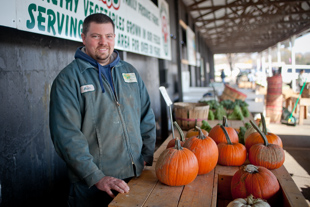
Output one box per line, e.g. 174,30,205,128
68,178,131,207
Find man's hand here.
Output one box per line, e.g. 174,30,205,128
95,176,130,198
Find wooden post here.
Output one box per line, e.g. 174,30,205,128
175,0,183,102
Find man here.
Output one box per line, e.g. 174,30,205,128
49,13,156,206
221,69,225,84
298,69,307,91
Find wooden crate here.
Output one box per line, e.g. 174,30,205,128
238,81,253,89
109,120,308,207
214,166,289,207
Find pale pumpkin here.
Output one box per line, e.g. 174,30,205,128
244,125,258,142
227,194,271,207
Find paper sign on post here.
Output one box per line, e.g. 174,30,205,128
159,86,172,106
159,86,175,139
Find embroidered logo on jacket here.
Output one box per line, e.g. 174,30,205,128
81,84,95,93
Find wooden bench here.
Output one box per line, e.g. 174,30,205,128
109,120,308,207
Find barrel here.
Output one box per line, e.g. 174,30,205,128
266,75,283,123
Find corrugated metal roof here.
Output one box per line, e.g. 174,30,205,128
182,0,310,54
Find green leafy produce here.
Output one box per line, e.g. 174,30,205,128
208,110,215,120
214,105,226,120
200,100,220,110
201,99,250,120
227,105,244,120
201,120,212,132
244,122,251,129
238,126,247,144
220,99,234,110
234,99,249,107
241,106,250,117
219,99,249,111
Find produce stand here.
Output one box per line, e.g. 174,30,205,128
109,118,308,207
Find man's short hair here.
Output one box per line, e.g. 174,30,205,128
82,13,115,35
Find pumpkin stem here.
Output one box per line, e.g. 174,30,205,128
222,116,228,127
174,138,183,150
243,164,259,173
247,194,255,205
260,112,267,135
191,119,199,132
195,126,206,140
250,120,269,146
220,125,232,145
173,121,185,142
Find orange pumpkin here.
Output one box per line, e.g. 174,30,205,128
231,164,280,200
248,120,285,170
245,113,283,151
166,121,186,148
155,139,199,186
209,116,238,144
217,125,247,166
185,119,208,138
186,127,208,139
183,126,218,175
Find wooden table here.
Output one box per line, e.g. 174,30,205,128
109,119,308,207
290,97,310,125
285,93,310,125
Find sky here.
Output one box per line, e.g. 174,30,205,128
294,33,310,54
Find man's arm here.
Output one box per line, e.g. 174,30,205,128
49,72,104,187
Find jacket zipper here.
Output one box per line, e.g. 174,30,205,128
101,67,137,176
110,67,120,106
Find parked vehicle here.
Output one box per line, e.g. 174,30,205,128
280,65,310,84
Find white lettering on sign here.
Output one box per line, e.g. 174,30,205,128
5,0,171,60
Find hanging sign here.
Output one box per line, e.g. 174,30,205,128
0,0,171,60
186,26,196,66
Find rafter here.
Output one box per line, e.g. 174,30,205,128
182,0,310,54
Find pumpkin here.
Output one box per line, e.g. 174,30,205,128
248,120,285,170
185,119,208,138
155,139,199,186
227,194,271,207
231,164,280,200
183,126,218,175
166,121,186,148
245,113,283,151
208,116,238,144
217,125,247,166
244,120,262,142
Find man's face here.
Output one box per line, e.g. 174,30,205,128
81,22,115,66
